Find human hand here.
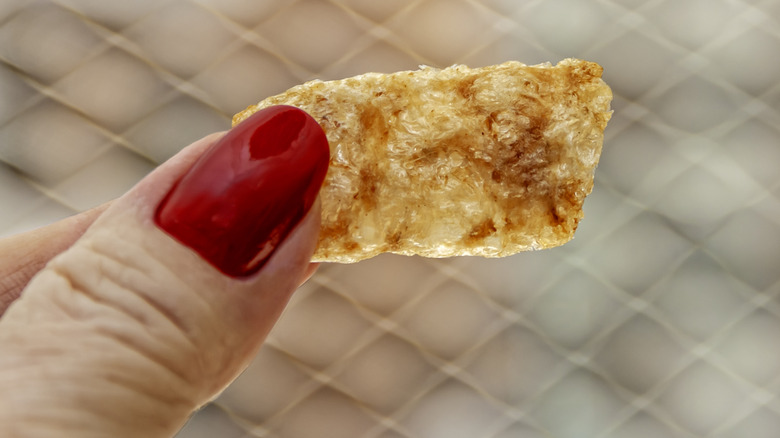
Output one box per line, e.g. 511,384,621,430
0,106,330,437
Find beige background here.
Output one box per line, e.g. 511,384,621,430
2,0,780,437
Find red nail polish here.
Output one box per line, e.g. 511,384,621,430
155,106,330,277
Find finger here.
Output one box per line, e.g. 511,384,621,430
300,262,320,285
0,202,110,316
0,107,330,438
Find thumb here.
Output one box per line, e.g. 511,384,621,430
0,106,330,438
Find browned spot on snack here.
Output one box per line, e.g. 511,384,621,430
320,215,360,253
549,205,563,226
456,76,477,100
484,112,497,140
565,61,603,89
354,166,379,210
359,104,390,150
494,130,553,206
385,231,402,251
344,241,360,252
465,218,496,243
352,104,387,212
489,111,559,239
320,216,347,240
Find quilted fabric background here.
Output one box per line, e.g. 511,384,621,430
2,0,780,437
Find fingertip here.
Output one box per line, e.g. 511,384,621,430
255,198,322,291
154,107,329,277
301,263,320,286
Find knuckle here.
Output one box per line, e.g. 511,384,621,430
40,236,214,402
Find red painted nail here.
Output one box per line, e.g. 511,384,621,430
155,105,330,277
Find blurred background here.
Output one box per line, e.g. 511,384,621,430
2,0,780,437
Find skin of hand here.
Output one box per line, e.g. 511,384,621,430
0,203,109,315
0,106,330,437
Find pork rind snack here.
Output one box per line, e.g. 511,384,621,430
234,59,612,263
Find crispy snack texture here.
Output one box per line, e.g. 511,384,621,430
234,59,612,263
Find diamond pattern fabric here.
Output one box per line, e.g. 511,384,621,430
2,1,780,437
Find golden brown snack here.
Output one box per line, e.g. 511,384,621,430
234,59,612,263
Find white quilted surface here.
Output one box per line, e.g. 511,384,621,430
2,1,780,437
